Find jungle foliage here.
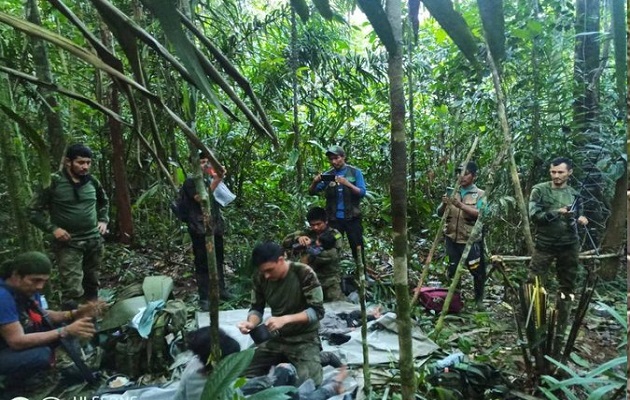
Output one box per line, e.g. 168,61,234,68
0,0,625,398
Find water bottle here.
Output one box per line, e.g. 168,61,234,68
40,295,49,310
436,352,465,369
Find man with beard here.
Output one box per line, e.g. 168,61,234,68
528,157,588,297
29,143,109,309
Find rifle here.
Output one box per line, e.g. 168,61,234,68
34,301,99,384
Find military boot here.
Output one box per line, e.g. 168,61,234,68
217,264,234,300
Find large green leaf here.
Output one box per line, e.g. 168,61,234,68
312,0,334,20
290,0,310,22
476,0,505,64
420,0,480,68
0,65,127,125
200,348,255,400
178,12,277,145
356,0,397,55
246,386,295,400
141,0,222,112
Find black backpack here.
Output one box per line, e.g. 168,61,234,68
427,362,510,399
170,186,190,222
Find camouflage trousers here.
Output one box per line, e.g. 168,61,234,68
529,243,580,295
245,332,322,385
319,274,345,302
52,237,104,305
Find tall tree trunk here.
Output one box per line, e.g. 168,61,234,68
107,83,134,244
407,24,417,199
598,165,626,279
26,0,65,166
0,47,42,251
290,8,303,187
573,0,605,245
101,25,134,244
524,0,543,196
386,1,415,399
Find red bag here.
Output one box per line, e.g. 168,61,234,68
418,287,463,313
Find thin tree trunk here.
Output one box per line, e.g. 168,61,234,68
483,32,535,254
411,138,478,302
26,0,65,166
0,47,41,251
354,248,371,397
101,24,134,244
524,0,543,197
407,25,416,198
178,0,222,365
433,44,517,336
290,8,303,186
598,166,626,279
187,136,221,366
386,1,415,399
573,0,604,247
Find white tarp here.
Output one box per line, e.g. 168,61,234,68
196,301,439,366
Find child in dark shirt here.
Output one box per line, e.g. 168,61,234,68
301,230,336,265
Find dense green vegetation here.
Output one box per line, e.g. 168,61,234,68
0,0,625,399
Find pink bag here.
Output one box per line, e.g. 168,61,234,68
418,287,463,313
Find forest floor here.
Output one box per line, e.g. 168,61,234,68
31,241,626,399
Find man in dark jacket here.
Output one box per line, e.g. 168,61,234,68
182,152,231,309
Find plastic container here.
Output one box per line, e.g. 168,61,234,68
436,352,465,369
213,182,236,207
40,295,49,309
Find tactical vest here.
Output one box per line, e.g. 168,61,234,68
444,185,485,243
324,165,361,220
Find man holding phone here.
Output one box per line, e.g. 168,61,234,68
528,157,588,297
309,146,367,264
437,161,486,310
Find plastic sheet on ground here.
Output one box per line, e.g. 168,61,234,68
196,301,439,366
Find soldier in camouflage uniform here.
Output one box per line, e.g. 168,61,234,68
238,241,325,385
282,207,344,302
28,144,109,309
529,157,588,296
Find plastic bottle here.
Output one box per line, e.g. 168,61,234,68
40,295,49,310
435,352,465,369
